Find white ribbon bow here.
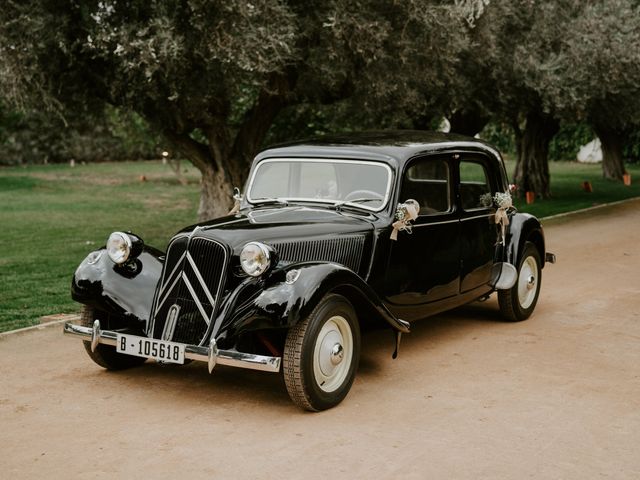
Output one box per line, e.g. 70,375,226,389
391,199,420,241
493,193,512,245
495,207,510,245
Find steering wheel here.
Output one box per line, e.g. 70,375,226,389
344,190,384,202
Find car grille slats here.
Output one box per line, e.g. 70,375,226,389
150,236,227,346
149,234,364,345
271,235,365,272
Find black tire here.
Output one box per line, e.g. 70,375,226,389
498,241,542,322
80,306,147,370
283,294,361,411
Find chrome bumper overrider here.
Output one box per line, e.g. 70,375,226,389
63,320,281,373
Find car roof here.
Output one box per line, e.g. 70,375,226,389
254,130,503,168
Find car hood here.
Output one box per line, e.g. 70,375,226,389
176,205,377,251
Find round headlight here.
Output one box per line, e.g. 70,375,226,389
240,242,271,277
107,232,132,265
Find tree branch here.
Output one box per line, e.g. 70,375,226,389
230,72,294,173
163,130,212,173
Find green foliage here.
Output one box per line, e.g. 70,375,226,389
0,104,161,165
1,0,640,212
480,121,640,165
548,123,594,161
505,159,640,219
624,130,640,163
527,0,640,130
0,103,22,141
479,122,516,156
0,0,469,151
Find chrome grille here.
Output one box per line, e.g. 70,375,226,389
150,236,227,345
271,235,365,272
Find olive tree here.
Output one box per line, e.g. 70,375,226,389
446,1,575,198
1,0,304,219
531,0,640,180
0,0,475,220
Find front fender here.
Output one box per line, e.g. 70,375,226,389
217,263,410,341
506,213,546,267
71,246,164,326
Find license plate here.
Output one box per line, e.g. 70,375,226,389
116,333,185,364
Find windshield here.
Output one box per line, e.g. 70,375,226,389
247,159,392,211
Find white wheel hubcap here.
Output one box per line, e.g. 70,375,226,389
313,315,353,393
518,256,538,309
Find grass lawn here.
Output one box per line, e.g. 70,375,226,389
1,161,201,332
1,158,639,332
505,159,640,218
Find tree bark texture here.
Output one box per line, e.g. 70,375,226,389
513,111,559,199
592,124,626,181
165,75,291,221
198,166,236,221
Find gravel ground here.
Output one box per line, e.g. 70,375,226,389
1,199,639,479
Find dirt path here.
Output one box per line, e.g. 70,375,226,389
2,200,639,479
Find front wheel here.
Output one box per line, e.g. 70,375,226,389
283,294,361,411
80,306,147,370
498,241,542,322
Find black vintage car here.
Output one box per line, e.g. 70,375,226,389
64,131,554,411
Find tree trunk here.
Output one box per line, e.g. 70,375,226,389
197,73,292,220
198,166,235,220
513,111,559,199
592,124,626,180
166,74,292,221
448,108,490,136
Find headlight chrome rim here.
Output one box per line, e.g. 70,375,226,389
240,242,271,277
107,231,132,265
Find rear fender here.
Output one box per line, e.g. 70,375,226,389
506,213,546,268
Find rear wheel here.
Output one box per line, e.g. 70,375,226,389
80,305,147,370
283,294,360,411
498,241,542,321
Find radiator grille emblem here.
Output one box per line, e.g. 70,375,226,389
155,251,217,326
149,235,228,345
162,304,180,341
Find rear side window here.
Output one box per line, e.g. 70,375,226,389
459,161,491,210
402,158,450,215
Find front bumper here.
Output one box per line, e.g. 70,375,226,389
63,320,281,373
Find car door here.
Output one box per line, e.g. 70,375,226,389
457,154,500,293
384,154,460,320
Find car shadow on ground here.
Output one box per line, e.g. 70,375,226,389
358,297,509,377
101,355,292,410
87,297,507,411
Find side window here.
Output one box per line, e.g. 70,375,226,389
459,161,492,210
402,158,450,215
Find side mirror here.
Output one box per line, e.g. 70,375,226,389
233,187,242,201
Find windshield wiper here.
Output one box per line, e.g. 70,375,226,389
333,197,381,211
345,198,381,204
251,197,289,206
